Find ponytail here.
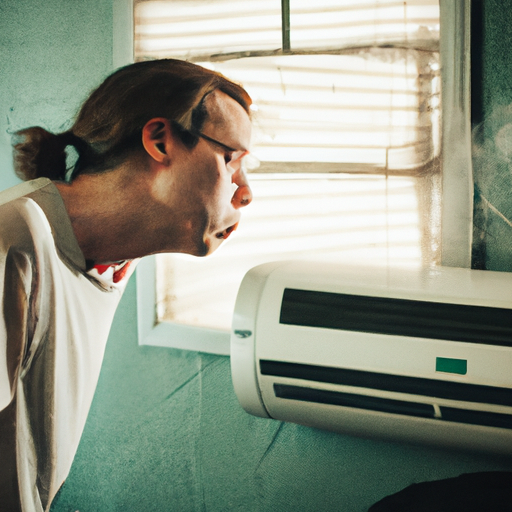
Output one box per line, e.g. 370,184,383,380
13,128,87,182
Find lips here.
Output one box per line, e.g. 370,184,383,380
216,222,238,240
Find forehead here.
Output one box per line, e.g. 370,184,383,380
202,90,252,150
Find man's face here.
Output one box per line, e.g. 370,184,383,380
163,90,253,257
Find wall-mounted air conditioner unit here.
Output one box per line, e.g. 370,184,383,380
230,261,512,455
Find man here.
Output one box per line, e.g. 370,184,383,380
0,59,252,511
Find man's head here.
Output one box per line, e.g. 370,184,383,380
13,59,254,260
140,88,252,256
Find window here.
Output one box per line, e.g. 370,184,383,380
132,0,473,351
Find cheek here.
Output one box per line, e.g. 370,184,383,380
194,153,234,216
201,153,223,185
204,182,234,227
204,164,232,202
209,183,232,215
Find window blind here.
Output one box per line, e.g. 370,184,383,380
202,53,440,173
135,0,439,60
135,0,442,330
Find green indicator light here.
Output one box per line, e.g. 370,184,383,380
436,357,467,375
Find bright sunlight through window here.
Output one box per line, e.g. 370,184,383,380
135,0,441,330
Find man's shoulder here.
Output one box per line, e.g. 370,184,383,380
0,179,55,255
0,178,87,272
0,178,57,244
0,178,52,208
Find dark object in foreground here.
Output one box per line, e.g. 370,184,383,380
369,472,512,511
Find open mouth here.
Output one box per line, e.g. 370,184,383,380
216,223,238,240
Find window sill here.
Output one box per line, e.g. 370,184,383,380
136,256,231,355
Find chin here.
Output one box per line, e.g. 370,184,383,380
202,236,227,257
197,239,214,257
187,232,226,257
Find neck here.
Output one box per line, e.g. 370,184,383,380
54,166,176,264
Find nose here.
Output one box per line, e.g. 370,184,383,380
231,165,252,209
232,183,253,208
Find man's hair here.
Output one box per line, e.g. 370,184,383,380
13,59,252,181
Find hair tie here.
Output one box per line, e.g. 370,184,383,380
58,131,86,151
58,132,85,180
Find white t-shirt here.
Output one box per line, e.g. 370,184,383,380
0,178,134,512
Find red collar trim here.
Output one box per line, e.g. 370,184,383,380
93,261,132,283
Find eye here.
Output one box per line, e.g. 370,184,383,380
224,152,234,165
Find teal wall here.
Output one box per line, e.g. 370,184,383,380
1,1,512,511
0,0,114,190
472,0,512,271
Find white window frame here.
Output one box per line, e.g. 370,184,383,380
118,0,473,355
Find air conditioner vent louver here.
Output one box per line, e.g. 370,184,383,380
274,384,436,419
260,361,512,407
273,384,512,430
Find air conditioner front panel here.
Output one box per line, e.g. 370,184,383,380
231,261,512,454
255,326,512,389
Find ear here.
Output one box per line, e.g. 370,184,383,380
142,118,173,166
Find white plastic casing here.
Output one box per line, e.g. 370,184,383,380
230,261,512,455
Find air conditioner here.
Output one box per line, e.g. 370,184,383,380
230,261,512,455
